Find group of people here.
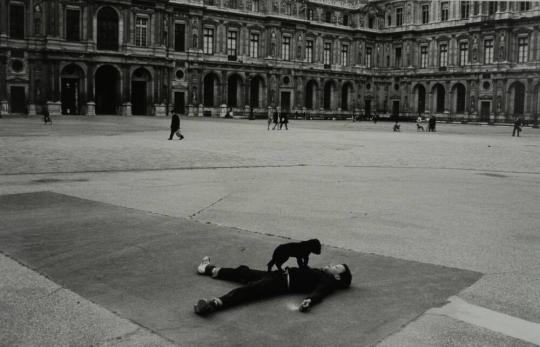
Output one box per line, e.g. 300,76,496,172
268,108,289,130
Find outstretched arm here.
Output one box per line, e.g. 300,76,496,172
298,281,335,312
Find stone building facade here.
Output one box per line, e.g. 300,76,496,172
1,0,540,123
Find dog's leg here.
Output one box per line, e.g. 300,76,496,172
267,260,274,272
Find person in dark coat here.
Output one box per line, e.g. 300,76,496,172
194,256,352,316
169,113,181,140
512,117,523,137
280,110,289,130
428,115,437,132
272,108,279,130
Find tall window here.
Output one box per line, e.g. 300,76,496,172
422,5,430,24
97,7,119,50
439,44,448,67
461,1,470,19
387,14,392,26
396,8,403,26
519,1,531,11
420,45,428,68
135,17,148,47
518,37,529,63
343,15,349,26
341,44,349,66
249,32,259,58
484,39,494,64
366,47,372,67
441,2,449,21
459,42,468,66
174,23,185,52
488,1,497,15
203,28,214,54
306,40,314,62
227,31,238,57
395,47,402,67
308,9,314,20
230,0,237,9
251,0,259,11
9,4,25,39
66,9,81,41
323,42,332,65
325,11,332,23
281,36,291,60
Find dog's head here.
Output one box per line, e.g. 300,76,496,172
306,239,322,254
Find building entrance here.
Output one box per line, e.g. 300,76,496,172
131,81,146,115
10,86,26,114
61,79,79,115
392,100,400,119
281,91,291,111
174,92,185,114
364,99,371,118
480,101,491,122
95,65,119,115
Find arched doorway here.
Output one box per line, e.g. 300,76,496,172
452,83,466,114
61,64,85,115
510,82,525,116
534,84,540,122
228,74,243,107
97,7,119,51
414,84,426,114
305,80,317,109
203,73,219,107
324,80,336,110
95,65,119,114
250,76,265,108
131,67,152,115
341,82,353,111
433,84,445,113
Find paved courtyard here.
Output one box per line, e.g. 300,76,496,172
1,116,540,346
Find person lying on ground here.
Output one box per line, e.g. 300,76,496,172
193,256,352,315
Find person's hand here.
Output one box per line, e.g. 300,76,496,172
299,299,312,313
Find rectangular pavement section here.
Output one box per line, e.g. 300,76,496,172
0,192,481,347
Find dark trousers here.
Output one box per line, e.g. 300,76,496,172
513,126,521,137
216,266,288,309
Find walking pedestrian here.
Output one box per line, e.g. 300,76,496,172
280,110,289,130
512,117,523,137
272,108,279,130
168,113,182,140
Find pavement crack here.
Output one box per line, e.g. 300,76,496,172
38,287,63,300
190,193,231,218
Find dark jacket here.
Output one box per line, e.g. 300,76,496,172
170,114,180,130
287,267,340,305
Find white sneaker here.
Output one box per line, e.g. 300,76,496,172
197,256,211,274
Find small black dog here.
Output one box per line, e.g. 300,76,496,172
267,239,321,272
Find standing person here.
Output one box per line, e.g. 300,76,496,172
393,120,400,132
416,114,425,132
168,113,180,140
513,117,523,137
280,110,289,130
249,106,254,120
193,256,352,316
267,110,273,130
272,108,279,130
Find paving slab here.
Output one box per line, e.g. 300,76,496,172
0,191,481,346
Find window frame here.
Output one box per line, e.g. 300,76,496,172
203,26,214,54
323,41,332,65
227,29,238,57
422,4,430,24
439,43,448,67
396,8,403,26
9,2,26,39
65,7,81,42
341,43,349,66
420,45,428,68
517,36,529,63
249,31,259,58
459,41,468,66
484,39,494,64
135,15,149,47
306,39,314,63
441,2,449,21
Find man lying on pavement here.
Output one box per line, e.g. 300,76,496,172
194,256,352,315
